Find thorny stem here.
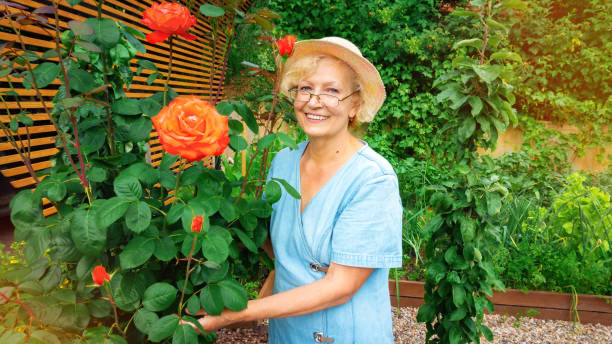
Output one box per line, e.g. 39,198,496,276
96,0,116,155
0,95,39,183
163,37,174,106
212,29,235,105
104,283,124,337
0,290,36,337
208,25,216,103
178,234,198,317
479,1,491,65
7,10,84,190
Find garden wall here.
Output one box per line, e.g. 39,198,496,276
478,122,610,172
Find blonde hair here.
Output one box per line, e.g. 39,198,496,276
280,54,376,124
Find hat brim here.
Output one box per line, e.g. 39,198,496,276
285,39,386,119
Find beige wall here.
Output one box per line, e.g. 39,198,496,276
478,122,611,172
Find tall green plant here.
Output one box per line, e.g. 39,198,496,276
416,1,525,343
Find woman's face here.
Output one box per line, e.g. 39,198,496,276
294,57,359,140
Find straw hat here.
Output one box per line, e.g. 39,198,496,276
284,37,386,122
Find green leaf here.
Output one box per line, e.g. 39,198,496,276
155,236,177,261
68,67,95,93
449,10,481,18
264,180,282,203
186,295,200,316
238,213,257,232
486,192,502,216
449,306,467,321
452,38,483,50
480,324,494,340
426,261,447,284
253,15,274,31
112,98,142,115
490,51,522,63
71,208,106,255
39,264,62,293
460,217,476,242
17,114,33,126
228,119,244,134
468,96,483,117
9,117,18,132
147,72,160,85
114,176,142,200
276,132,298,150
67,0,82,6
416,303,436,323
229,134,247,151
215,101,234,116
0,330,26,344
472,65,503,84
86,18,120,48
257,133,276,150
76,39,101,53
30,330,61,344
87,298,111,318
138,59,157,72
120,236,155,270
68,20,94,36
449,326,462,344
23,62,59,89
501,0,526,9
458,117,476,142
124,201,151,233
160,153,179,170
148,314,179,342
218,279,247,311
233,101,258,134
444,246,458,264
219,199,238,222
232,227,257,253
202,234,229,263
143,282,177,312
200,4,225,17
172,324,198,344
96,197,130,228
199,284,223,315
128,117,152,142
452,284,466,307
134,309,159,335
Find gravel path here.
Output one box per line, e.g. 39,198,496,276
215,306,612,343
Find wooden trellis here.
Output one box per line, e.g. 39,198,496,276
0,0,250,198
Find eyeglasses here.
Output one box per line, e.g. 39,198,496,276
289,88,359,107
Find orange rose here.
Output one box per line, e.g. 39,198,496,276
141,2,197,44
152,95,229,161
277,35,297,57
92,265,110,286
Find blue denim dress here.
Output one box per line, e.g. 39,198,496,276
267,141,403,344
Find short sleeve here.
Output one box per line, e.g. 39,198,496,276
330,174,403,268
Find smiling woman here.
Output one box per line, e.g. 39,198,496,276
193,37,403,344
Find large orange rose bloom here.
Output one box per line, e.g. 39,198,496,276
152,95,229,161
141,2,197,44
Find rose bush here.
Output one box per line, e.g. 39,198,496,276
1,1,292,343
152,95,230,161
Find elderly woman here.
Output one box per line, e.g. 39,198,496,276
196,37,402,343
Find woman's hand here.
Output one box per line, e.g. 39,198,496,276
181,308,236,334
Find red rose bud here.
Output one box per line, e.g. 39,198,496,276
277,35,297,57
141,2,197,44
191,215,203,233
92,265,110,286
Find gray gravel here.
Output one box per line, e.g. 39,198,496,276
216,306,612,343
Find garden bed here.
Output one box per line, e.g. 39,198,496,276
389,280,612,325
